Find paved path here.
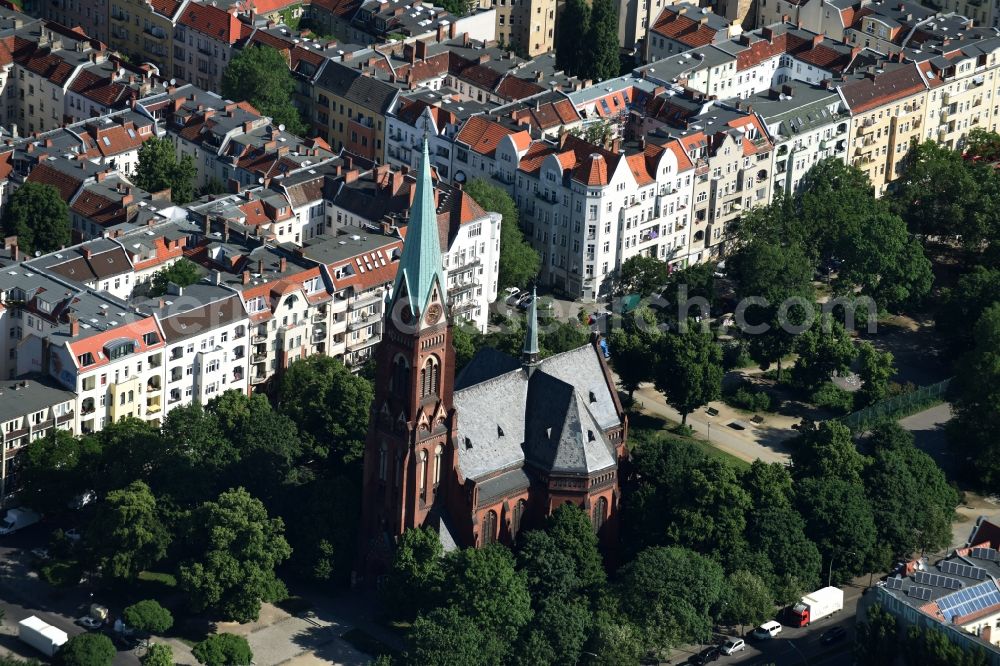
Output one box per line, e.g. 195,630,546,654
632,383,795,464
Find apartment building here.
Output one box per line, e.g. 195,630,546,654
647,3,741,62
109,0,186,75
145,285,250,416
756,0,859,41
748,79,849,194
839,61,927,194
482,0,555,56
24,0,110,43
385,91,491,175
173,1,248,91
0,378,76,500
313,61,399,160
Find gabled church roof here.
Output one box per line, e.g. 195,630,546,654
392,139,447,318
453,344,620,482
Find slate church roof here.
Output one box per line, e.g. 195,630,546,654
453,344,620,482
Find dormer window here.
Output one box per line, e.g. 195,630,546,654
104,339,135,361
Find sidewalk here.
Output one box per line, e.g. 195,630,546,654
631,383,796,465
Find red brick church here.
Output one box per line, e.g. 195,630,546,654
357,141,628,579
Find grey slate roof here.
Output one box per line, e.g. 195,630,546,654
453,343,619,482
316,62,400,114
0,377,75,423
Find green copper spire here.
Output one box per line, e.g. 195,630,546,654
393,139,446,318
522,286,539,366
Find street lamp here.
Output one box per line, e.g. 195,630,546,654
828,551,857,587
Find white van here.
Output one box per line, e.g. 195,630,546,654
752,620,782,640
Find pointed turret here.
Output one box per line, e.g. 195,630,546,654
522,286,539,368
392,139,446,319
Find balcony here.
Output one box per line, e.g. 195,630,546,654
348,313,377,331
251,334,267,344
197,44,212,56
146,397,162,415
250,373,267,385
146,377,161,392
252,353,267,363
450,281,479,296
312,311,327,323
144,26,168,40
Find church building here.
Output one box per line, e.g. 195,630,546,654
357,141,628,578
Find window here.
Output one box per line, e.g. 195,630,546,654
392,355,410,396
433,444,443,486
420,356,440,397
593,496,608,532
378,442,388,481
419,450,428,494
482,510,498,545
513,499,526,538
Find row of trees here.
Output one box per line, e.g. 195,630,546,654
555,0,621,82
386,418,956,664
464,179,541,291
51,627,252,666
856,604,989,666
18,355,373,622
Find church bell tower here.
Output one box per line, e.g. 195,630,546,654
358,140,456,578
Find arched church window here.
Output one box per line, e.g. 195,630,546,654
433,444,443,486
378,442,388,481
391,355,410,396
482,510,498,545
592,496,608,533
418,449,428,494
513,499,527,538
420,356,440,397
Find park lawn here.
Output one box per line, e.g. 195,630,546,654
628,411,751,471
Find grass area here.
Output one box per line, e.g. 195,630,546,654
628,411,751,471
341,627,399,660
138,571,177,587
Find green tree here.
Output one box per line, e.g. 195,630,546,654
87,481,170,582
585,0,620,81
276,355,373,464
517,530,579,602
796,476,877,583
382,526,445,621
835,209,933,311
2,181,70,254
936,265,1000,355
140,644,173,666
158,403,238,505
134,136,197,204
464,179,540,289
949,303,1000,491
856,341,895,407
587,604,645,666
653,325,723,424
855,604,897,666
543,503,606,595
179,488,292,622
540,320,589,356
555,0,590,76
451,323,478,372
865,425,958,561
891,140,980,239
965,128,1000,161
123,600,174,635
192,634,253,666
280,475,360,584
618,255,668,296
789,314,856,392
730,239,815,381
17,430,95,515
617,546,725,650
741,461,822,603
789,421,868,485
409,605,491,666
903,625,989,666
56,634,116,666
149,258,203,297
514,597,590,666
442,545,533,636
720,570,774,634
609,328,656,397
222,45,305,135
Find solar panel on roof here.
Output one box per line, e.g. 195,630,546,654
887,576,904,590
971,547,1000,562
937,580,1000,621
908,585,933,601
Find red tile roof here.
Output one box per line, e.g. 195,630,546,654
179,3,242,44
455,115,516,157
27,162,86,201
67,318,164,371
150,0,185,19
839,63,927,114
652,9,722,48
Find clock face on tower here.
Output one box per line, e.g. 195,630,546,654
425,303,442,324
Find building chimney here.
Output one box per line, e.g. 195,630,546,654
279,257,287,273
82,247,93,260
69,313,79,336
242,270,251,285
258,259,264,274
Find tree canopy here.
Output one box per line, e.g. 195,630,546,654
149,258,203,297
55,634,116,666
123,599,174,635
134,136,197,204
618,255,669,296
222,45,306,135
555,0,590,77
585,0,621,82
2,182,70,255
192,634,254,666
653,325,723,424
87,480,170,582
464,179,540,289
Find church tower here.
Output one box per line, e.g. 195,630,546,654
358,140,456,578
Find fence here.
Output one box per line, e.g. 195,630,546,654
840,378,952,433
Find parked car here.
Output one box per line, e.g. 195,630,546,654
29,547,50,561
689,646,720,664
516,294,534,310
821,626,847,644
505,288,521,305
721,637,745,655
76,616,102,630
64,528,81,542
751,620,783,640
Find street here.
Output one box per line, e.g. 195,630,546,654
668,582,865,666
